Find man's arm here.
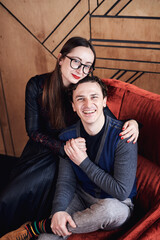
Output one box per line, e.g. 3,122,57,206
51,157,77,236
65,138,137,201
51,157,76,215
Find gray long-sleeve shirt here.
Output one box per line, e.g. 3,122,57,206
52,115,137,215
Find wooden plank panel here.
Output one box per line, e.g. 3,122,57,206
1,5,56,156
98,0,104,4
0,73,14,155
44,0,89,52
92,40,160,49
116,71,138,82
94,68,139,83
94,69,160,95
94,46,160,63
132,73,160,95
108,0,132,15
113,70,126,79
53,15,90,57
120,0,160,17
0,128,5,155
94,68,117,79
1,0,78,42
89,0,98,13
91,17,160,43
92,0,117,15
95,59,159,73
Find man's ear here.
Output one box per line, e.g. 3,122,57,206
103,96,107,107
72,102,76,112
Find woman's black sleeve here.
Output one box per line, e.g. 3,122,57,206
25,76,62,154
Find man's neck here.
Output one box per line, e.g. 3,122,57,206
82,115,105,136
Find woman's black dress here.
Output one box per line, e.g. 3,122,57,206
0,73,116,236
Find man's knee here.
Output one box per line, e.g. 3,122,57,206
68,198,131,233
99,198,131,230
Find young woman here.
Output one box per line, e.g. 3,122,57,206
0,37,139,237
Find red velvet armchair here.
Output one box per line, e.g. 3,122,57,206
69,79,160,240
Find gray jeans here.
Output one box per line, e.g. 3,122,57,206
38,187,134,240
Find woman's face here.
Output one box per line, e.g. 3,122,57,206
59,46,95,87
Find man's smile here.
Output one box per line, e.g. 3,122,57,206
83,109,96,114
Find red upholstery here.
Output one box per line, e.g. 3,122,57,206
104,78,160,166
70,79,160,240
139,219,160,240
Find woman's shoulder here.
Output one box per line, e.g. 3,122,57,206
27,72,52,89
26,72,52,97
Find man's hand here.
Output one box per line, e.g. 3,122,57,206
64,138,88,165
51,211,76,237
74,137,87,152
120,120,139,144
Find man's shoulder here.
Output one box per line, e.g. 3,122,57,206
106,114,124,131
59,123,77,141
108,116,138,150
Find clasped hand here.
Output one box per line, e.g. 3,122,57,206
64,137,87,166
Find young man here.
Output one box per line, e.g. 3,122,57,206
2,76,137,240
41,76,137,239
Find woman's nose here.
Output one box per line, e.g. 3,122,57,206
76,65,83,74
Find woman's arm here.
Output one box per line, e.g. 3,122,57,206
25,76,62,154
104,107,139,143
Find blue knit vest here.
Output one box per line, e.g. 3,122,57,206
59,115,137,200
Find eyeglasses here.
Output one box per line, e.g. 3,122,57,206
66,56,94,75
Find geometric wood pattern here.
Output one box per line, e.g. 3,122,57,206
0,0,160,156
91,1,160,93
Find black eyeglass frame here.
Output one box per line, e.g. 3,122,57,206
66,55,94,75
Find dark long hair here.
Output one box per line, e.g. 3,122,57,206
42,37,96,129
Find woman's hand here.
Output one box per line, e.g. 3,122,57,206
119,120,139,144
51,211,76,237
64,138,88,165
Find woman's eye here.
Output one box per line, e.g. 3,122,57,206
85,65,91,69
73,59,80,64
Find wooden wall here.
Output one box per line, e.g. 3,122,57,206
0,0,160,156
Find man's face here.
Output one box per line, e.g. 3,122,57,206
72,82,107,127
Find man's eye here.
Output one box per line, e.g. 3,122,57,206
92,96,98,99
77,98,84,101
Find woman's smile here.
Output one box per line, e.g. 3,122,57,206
72,73,81,80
